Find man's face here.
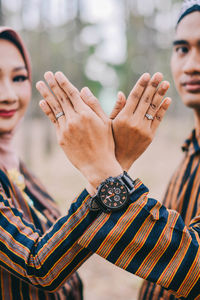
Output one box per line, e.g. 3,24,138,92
171,11,200,110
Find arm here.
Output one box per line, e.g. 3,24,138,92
0,178,99,291
37,71,199,298
78,75,199,298
78,181,200,299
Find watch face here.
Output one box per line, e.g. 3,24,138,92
99,180,128,211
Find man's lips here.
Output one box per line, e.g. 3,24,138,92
182,80,200,92
0,109,17,117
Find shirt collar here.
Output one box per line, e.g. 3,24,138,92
182,129,200,155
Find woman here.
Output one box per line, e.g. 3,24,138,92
0,26,98,300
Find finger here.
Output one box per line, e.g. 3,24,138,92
110,91,126,119
55,72,87,112
44,71,74,117
145,81,170,118
36,80,66,128
134,72,163,117
39,100,58,127
80,87,107,121
151,97,172,133
123,73,150,114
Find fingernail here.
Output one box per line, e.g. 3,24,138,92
39,100,45,107
143,73,150,81
83,87,92,97
162,82,170,89
36,81,42,89
55,72,63,81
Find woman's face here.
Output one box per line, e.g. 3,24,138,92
0,38,31,134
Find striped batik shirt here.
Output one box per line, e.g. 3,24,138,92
0,162,99,300
78,130,200,300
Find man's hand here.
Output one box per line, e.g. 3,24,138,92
109,72,171,171
36,72,122,191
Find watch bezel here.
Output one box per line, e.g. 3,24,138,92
96,178,129,212
89,172,135,213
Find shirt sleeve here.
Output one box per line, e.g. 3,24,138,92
78,179,200,300
0,182,99,292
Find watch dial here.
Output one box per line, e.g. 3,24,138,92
99,181,128,210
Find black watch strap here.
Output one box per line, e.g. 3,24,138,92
119,171,135,194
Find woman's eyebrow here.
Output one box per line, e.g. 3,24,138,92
13,66,27,72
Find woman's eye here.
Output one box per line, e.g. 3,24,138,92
13,75,28,82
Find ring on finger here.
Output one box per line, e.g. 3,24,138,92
55,111,65,120
145,113,154,120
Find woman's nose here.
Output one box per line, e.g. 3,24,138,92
0,80,18,103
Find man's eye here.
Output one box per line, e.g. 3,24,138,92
176,47,188,54
13,75,28,82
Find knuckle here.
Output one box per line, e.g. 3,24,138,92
67,119,76,130
43,92,49,99
49,81,56,90
151,82,158,88
59,79,67,88
68,87,79,98
144,94,151,104
80,110,87,118
52,104,58,111
132,91,140,100
139,80,148,88
158,88,165,96
150,103,157,110
58,137,65,147
156,114,162,121
45,109,51,116
130,121,140,131
59,95,65,103
146,134,152,143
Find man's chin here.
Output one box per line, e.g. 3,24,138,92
182,94,200,110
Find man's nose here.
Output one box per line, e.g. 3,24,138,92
0,80,18,103
183,49,200,74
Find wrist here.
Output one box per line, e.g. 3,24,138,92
86,182,96,196
81,160,123,191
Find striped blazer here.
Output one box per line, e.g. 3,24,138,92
0,162,99,300
1,130,200,299
78,130,200,300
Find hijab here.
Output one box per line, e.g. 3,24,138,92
0,27,31,171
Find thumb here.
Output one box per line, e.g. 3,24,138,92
110,91,126,119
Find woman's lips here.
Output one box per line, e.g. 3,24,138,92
0,109,17,117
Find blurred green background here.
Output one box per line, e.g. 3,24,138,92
1,1,195,299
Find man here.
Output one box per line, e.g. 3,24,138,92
36,1,199,299
78,1,200,299
137,2,200,299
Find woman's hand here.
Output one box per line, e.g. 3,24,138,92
109,72,171,171
36,72,122,191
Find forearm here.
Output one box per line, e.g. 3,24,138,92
0,189,98,291
78,179,200,299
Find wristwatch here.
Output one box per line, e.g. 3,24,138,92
89,171,135,213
